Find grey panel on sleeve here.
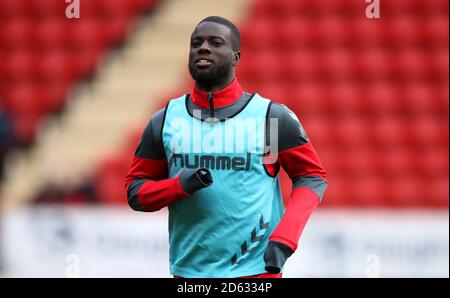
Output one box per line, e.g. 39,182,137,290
292,176,327,201
127,179,147,211
135,107,167,160
267,103,309,152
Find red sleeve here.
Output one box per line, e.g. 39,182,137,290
269,142,327,251
125,156,190,212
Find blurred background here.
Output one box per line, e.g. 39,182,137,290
0,0,448,277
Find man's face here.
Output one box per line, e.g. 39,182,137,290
188,22,239,88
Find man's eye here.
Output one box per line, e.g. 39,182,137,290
212,41,222,47
191,41,201,47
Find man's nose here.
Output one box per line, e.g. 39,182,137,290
198,41,212,53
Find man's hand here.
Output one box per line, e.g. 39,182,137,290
180,168,213,195
264,241,294,274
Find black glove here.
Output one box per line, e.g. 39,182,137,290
264,241,294,274
179,168,213,195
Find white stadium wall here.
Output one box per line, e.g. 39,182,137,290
1,206,448,278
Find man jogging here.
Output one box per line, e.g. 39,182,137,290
125,16,327,278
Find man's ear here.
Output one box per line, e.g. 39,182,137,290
233,51,241,67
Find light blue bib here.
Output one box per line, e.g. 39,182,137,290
162,94,284,278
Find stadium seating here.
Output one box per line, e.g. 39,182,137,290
24,0,448,208
0,0,160,145
88,0,448,208
240,0,449,208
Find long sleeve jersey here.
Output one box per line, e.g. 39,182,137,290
125,79,327,277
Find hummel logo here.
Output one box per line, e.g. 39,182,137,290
173,153,252,171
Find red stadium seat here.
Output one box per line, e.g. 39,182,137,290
96,0,139,17
250,49,283,84
351,175,388,206
371,116,408,148
403,83,440,115
340,147,377,177
431,48,449,82
386,175,424,207
435,84,450,112
319,175,349,207
425,15,449,47
412,117,449,147
374,147,416,178
318,147,340,174
103,16,136,46
282,50,324,82
316,16,353,47
258,83,287,104
413,0,449,16
289,83,326,116
423,175,450,207
278,17,319,50
251,0,286,18
322,48,361,81
358,48,391,81
351,18,389,47
326,82,366,115
41,81,73,113
335,116,371,149
395,49,431,81
3,82,47,116
301,116,334,148
387,15,424,47
77,49,106,78
67,18,108,51
2,50,39,82
0,0,29,18
0,18,34,51
34,18,70,50
239,17,277,51
364,81,401,115
235,59,254,82
417,146,449,177
28,0,67,18
38,50,79,84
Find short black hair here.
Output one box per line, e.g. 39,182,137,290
197,16,240,51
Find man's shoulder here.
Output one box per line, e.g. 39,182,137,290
145,107,166,128
147,93,189,123
264,99,309,149
265,100,300,122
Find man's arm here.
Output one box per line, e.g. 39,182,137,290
263,103,328,273
125,107,213,212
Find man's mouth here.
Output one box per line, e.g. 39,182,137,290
195,58,213,67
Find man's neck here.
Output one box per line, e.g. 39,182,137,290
191,78,244,109
195,76,235,93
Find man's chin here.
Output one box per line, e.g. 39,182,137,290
191,70,216,84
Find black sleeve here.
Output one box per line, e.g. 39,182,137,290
135,107,167,160
267,103,309,152
264,240,294,274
